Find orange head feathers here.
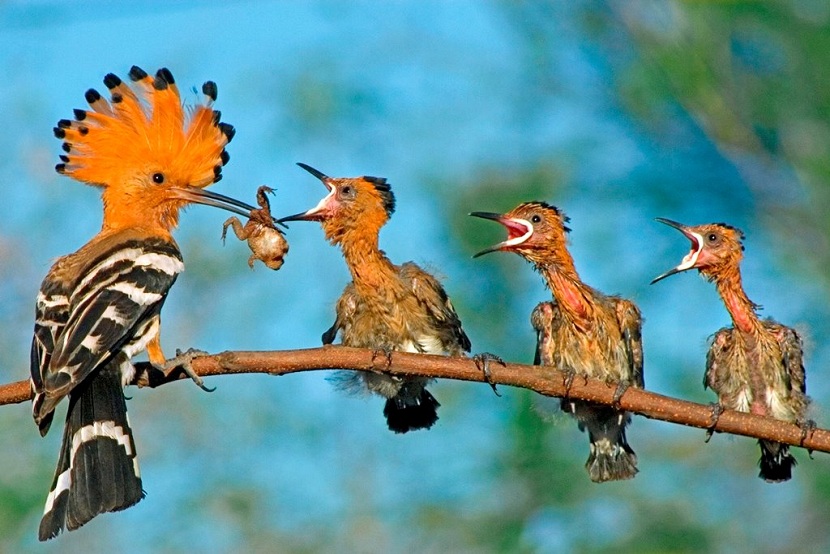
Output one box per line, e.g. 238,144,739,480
470,201,572,265
651,219,746,284
280,163,396,246
54,66,255,234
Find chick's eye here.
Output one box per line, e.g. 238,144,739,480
531,215,542,223
152,172,165,184
708,233,718,242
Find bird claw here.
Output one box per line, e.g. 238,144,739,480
612,380,630,409
704,402,724,443
562,369,576,398
163,348,215,392
370,348,394,371
472,352,505,397
797,418,817,454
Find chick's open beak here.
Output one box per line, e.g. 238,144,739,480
650,217,705,284
470,211,534,258
279,162,336,223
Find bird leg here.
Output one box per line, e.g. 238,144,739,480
131,361,166,388
797,418,817,456
704,402,724,442
561,368,577,399
611,379,630,409
162,348,215,392
370,347,394,372
472,352,506,397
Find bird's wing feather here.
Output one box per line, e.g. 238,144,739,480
770,324,806,395
399,262,470,353
705,327,734,391
613,298,644,388
531,301,557,367
325,282,358,345
41,243,182,400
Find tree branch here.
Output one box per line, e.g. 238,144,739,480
2,346,826,454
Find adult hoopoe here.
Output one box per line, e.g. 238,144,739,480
652,219,809,482
280,163,472,433
472,202,644,482
34,66,256,540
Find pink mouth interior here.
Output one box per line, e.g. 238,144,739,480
685,232,701,254
504,219,530,241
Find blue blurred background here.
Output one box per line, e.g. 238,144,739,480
1,1,829,552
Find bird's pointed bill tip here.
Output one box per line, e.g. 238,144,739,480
296,162,329,182
469,211,504,221
655,217,686,230
473,242,510,258
650,267,682,285
277,210,314,224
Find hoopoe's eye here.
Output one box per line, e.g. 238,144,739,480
531,215,542,223
340,185,355,198
152,172,165,184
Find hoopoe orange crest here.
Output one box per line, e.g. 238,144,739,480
54,66,234,190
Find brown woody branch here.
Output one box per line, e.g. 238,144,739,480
1,346,826,453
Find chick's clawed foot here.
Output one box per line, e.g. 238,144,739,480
612,379,630,409
473,352,506,397
163,348,215,392
704,402,725,443
561,368,577,398
370,348,394,371
797,418,817,455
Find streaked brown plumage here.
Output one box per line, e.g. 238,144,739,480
281,163,471,433
472,202,643,482
652,219,809,482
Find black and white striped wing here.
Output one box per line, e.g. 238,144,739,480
35,241,184,424
35,239,182,539
31,279,71,435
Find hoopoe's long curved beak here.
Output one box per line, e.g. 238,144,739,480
171,187,257,218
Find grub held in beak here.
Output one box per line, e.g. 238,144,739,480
650,217,705,284
469,211,533,258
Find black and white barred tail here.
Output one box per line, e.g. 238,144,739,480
38,356,144,541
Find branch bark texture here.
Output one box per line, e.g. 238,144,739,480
1,346,826,454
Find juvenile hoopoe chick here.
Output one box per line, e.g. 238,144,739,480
652,219,809,482
34,66,255,540
281,163,471,433
472,202,643,482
